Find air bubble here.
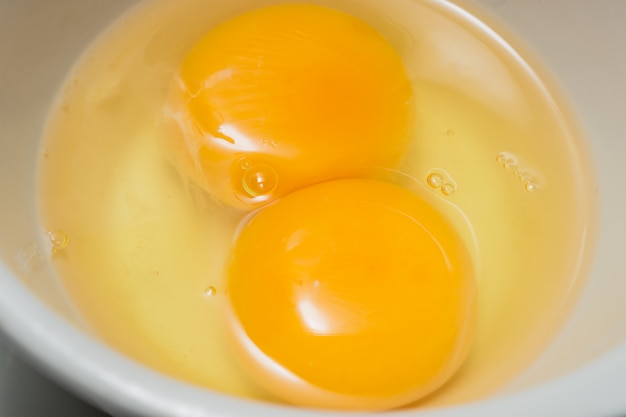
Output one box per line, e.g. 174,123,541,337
242,164,278,197
204,286,217,297
496,152,517,170
525,182,538,193
446,129,455,136
497,151,541,193
427,173,444,188
262,139,277,149
48,229,68,253
426,169,457,197
239,158,252,171
442,183,456,196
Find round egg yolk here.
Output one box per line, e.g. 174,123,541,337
225,179,476,410
165,4,413,209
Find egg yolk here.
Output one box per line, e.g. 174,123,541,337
165,4,413,209
225,179,476,410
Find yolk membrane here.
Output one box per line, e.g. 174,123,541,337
225,179,476,410
165,4,413,209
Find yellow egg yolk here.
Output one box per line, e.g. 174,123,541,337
225,179,476,410
165,4,413,209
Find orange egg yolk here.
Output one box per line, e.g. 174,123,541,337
165,4,413,209
225,179,476,410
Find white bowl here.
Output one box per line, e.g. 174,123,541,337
1,0,625,416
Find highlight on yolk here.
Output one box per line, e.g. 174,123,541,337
225,179,476,410
165,4,414,209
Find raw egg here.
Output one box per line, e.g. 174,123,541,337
225,178,476,410
165,4,414,209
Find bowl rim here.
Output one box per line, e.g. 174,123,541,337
1,260,625,417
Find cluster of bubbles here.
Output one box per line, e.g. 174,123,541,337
496,152,539,193
426,170,457,196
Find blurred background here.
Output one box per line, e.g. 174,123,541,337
0,333,106,417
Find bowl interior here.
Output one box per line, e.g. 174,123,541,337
1,0,626,416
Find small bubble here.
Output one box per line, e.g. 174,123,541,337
525,182,538,193
427,169,457,197
446,129,455,136
204,286,217,297
262,139,277,149
427,173,444,188
47,229,68,254
242,164,278,197
239,158,252,171
497,151,541,193
441,183,456,196
496,152,517,170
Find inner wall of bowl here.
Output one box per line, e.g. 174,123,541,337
0,0,625,411
0,0,140,328
476,0,626,392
